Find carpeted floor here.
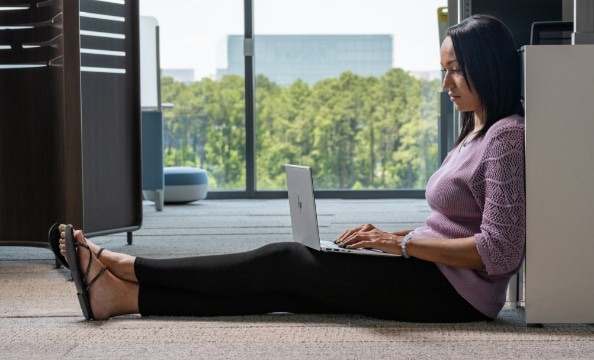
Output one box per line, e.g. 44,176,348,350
1,261,593,360
1,200,593,359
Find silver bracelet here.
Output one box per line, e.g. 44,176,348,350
401,232,414,259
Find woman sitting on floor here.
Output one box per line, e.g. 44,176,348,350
50,14,525,322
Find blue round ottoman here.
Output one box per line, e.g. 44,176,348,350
163,167,208,203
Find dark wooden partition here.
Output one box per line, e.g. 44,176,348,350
0,0,141,249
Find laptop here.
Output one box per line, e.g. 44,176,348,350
285,164,400,257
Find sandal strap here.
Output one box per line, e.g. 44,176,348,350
85,265,108,292
96,248,105,260
74,240,105,291
77,241,94,284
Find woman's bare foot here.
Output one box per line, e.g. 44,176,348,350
58,225,138,283
62,229,140,320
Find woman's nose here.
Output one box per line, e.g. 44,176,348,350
442,74,454,89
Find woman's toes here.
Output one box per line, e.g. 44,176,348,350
58,241,68,261
73,230,102,256
73,230,84,242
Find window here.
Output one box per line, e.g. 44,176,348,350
140,0,446,197
254,0,445,192
141,1,246,192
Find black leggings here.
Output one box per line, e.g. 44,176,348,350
135,242,490,322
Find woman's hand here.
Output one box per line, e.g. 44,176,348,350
335,225,485,268
334,224,407,255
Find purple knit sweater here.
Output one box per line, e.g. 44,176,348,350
412,115,525,319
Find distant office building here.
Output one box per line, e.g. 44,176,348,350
161,68,195,84
219,35,393,86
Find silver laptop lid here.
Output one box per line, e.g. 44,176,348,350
285,164,321,251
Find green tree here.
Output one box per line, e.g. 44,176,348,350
371,69,424,188
203,76,246,190
160,68,440,192
256,76,311,189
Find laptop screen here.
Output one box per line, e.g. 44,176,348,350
285,164,321,250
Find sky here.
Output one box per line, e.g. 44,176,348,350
139,0,448,80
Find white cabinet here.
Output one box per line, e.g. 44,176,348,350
524,45,594,324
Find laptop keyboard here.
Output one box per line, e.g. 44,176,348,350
321,240,343,250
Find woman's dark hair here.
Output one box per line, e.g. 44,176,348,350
446,14,524,146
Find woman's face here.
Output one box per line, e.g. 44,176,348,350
440,36,483,118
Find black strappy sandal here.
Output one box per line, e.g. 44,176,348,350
63,224,107,320
48,223,106,269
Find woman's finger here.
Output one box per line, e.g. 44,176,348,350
335,224,367,243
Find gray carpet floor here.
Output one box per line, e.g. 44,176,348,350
1,199,593,359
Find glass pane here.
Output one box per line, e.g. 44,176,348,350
140,1,246,191
254,0,446,190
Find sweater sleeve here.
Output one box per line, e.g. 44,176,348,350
474,121,525,276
